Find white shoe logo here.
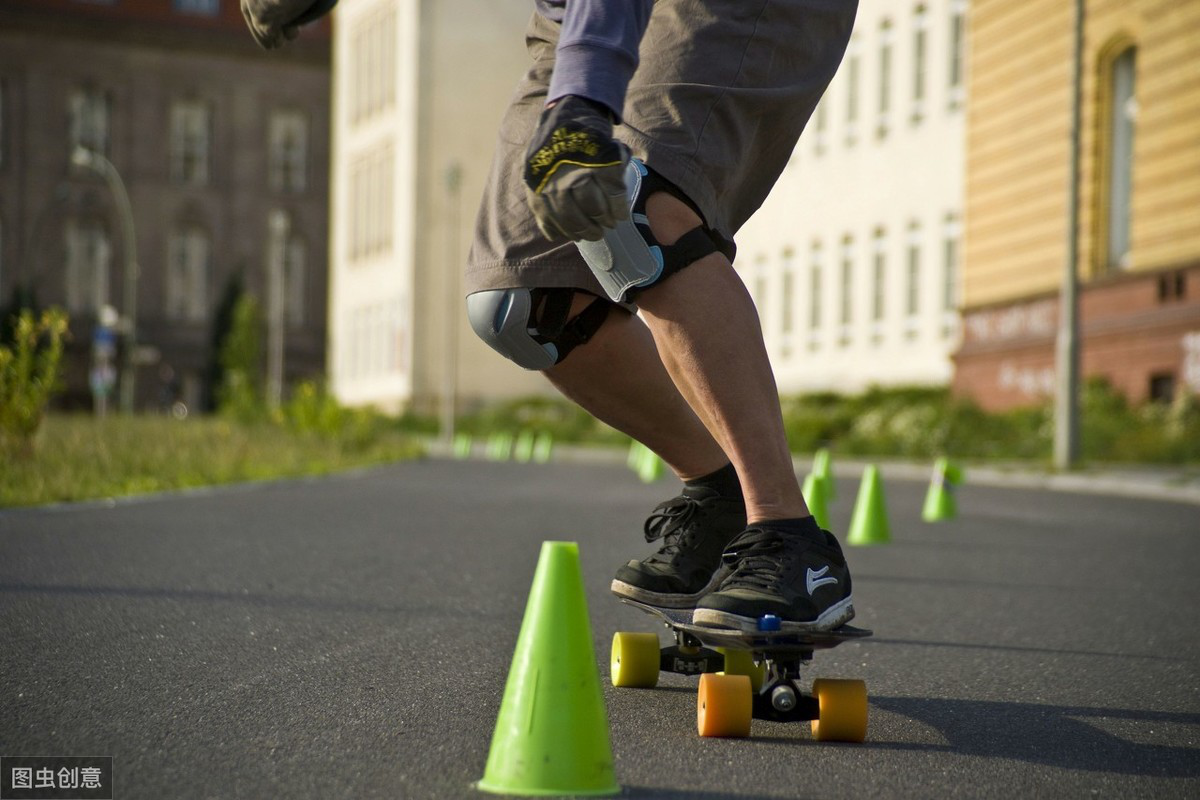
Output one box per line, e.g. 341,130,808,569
806,566,838,595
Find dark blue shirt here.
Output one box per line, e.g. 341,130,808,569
536,0,654,119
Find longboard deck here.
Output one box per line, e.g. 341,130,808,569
620,597,872,654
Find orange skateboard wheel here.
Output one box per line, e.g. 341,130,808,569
810,678,868,742
697,673,753,737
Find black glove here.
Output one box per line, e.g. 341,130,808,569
241,0,337,50
523,95,631,242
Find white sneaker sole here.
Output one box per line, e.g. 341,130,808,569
692,595,855,632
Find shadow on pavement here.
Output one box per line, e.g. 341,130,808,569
870,695,1200,777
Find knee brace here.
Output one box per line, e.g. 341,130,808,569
467,288,613,371
576,159,735,303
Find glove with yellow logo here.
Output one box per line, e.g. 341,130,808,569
523,95,631,242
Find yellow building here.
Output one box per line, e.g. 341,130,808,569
954,0,1200,410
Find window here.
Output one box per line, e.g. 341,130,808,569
1106,47,1136,271
170,100,211,185
839,237,854,345
905,224,921,336
808,242,822,349
269,110,308,193
781,249,796,336
948,0,967,109
813,97,829,155
69,87,111,156
0,78,6,168
1148,373,1176,404
64,219,111,313
173,0,220,15
942,215,961,337
166,227,210,322
351,7,397,125
871,229,886,341
878,21,893,138
285,236,307,326
912,5,928,123
349,144,394,260
845,40,860,145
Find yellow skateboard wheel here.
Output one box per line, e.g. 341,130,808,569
611,632,661,688
697,673,753,737
810,678,868,742
717,648,766,693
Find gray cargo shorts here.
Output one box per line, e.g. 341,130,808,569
465,0,857,297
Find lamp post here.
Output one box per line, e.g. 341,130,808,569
72,146,139,414
441,162,462,446
1054,0,1085,470
267,209,290,411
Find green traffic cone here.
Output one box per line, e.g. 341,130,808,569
626,440,643,471
514,430,536,463
847,465,890,546
453,433,473,460
802,472,830,530
533,432,554,463
813,448,835,501
637,448,664,483
922,457,964,522
477,542,620,797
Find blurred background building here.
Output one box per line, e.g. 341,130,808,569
0,0,331,412
954,0,1200,411
328,0,541,415
2,0,1196,419
736,0,968,394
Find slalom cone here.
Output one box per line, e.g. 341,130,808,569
477,542,620,797
514,430,536,463
846,465,890,546
487,433,514,461
637,448,664,483
533,432,554,463
813,448,835,501
802,472,830,530
453,433,473,460
626,440,644,470
922,458,964,522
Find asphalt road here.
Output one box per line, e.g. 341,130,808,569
1,458,1198,799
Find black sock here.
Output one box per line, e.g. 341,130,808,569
754,515,825,542
684,462,743,501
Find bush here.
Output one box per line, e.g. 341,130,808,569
217,293,266,424
0,308,68,458
457,396,626,444
281,379,386,450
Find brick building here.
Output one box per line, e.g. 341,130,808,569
0,0,331,412
954,0,1200,410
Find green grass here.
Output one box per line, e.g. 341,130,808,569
2,414,424,509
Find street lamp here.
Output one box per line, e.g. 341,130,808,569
267,209,290,411
72,145,139,414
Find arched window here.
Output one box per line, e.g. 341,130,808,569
1103,45,1137,271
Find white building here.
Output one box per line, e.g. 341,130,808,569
735,0,969,394
329,0,545,413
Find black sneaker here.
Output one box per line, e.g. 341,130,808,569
610,487,747,608
692,524,854,631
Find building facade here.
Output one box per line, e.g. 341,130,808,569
734,0,969,394
329,0,545,414
954,0,1200,410
0,0,331,412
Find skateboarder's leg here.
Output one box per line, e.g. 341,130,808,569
543,293,728,483
632,192,809,525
